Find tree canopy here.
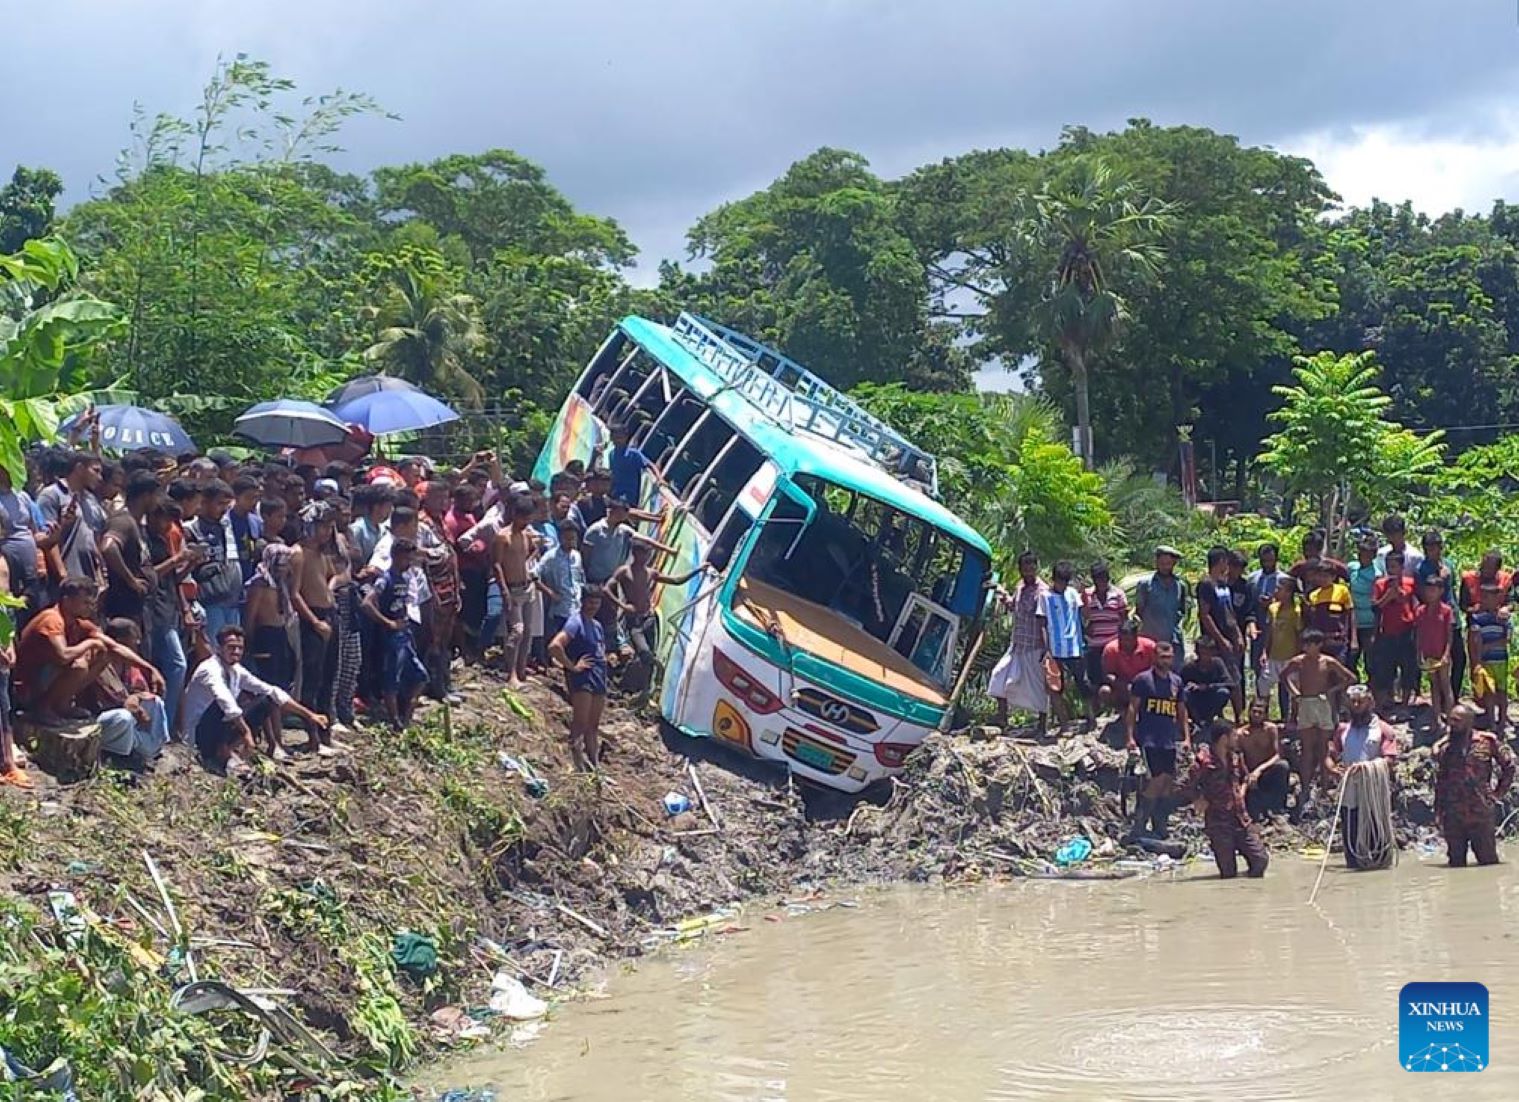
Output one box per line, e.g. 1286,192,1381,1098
22,60,1519,568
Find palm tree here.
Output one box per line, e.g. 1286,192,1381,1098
1021,157,1172,467
362,261,487,406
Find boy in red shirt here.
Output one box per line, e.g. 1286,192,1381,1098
1371,548,1419,710
1416,577,1454,737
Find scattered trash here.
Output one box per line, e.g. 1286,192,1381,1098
662,791,692,816
430,1005,493,1043
391,930,439,981
497,752,549,798
46,889,86,944
489,971,549,1020
171,980,340,1080
65,860,91,875
1,1044,78,1101
439,1089,498,1102
1053,836,1093,866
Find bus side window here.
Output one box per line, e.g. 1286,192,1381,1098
645,393,702,469
691,436,762,532
596,351,650,423
577,332,629,404
667,413,735,500
629,367,672,449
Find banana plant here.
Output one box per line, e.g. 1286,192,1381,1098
0,236,125,483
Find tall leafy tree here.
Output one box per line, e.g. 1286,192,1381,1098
0,166,63,254
1010,155,1172,466
1258,350,1443,533
668,148,968,391
374,151,634,268
64,56,388,412
359,247,487,404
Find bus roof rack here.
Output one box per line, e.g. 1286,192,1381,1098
670,312,939,498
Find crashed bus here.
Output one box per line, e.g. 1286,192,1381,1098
534,313,993,793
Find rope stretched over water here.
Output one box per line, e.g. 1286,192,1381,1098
1307,771,1348,907
1347,759,1397,871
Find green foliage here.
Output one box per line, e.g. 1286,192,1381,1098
853,383,1111,566
669,148,969,391
0,236,125,482
0,897,410,1099
1258,350,1444,532
358,246,487,404
994,153,1174,463
0,165,63,254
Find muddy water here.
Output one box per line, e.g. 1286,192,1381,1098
440,856,1519,1100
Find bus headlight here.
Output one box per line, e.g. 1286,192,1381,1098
712,647,783,714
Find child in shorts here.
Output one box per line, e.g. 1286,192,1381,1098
362,537,428,730
1466,583,1510,736
1283,628,1354,812
1416,577,1454,737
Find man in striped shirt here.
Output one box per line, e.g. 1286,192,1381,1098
1082,560,1128,712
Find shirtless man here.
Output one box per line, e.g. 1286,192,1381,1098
292,503,338,751
608,543,706,676
492,495,538,686
1283,627,1355,811
1237,696,1289,820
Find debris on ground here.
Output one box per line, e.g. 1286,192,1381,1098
0,672,1501,1099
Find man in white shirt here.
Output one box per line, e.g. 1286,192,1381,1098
184,624,329,770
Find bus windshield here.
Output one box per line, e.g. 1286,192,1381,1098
735,475,987,688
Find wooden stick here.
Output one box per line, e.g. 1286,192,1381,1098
687,761,721,828
122,891,171,941
941,618,990,732
554,901,610,939
547,949,563,989
143,850,197,983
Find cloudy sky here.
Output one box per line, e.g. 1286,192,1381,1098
10,0,1519,284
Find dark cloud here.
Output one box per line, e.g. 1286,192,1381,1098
9,0,1519,273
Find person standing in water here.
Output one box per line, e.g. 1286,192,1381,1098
1173,721,1270,879
1433,702,1515,867
1330,684,1400,869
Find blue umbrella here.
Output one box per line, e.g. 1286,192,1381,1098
328,383,459,436
63,404,195,454
234,399,350,449
326,374,422,408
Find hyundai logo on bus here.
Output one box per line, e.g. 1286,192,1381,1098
819,700,850,725
794,687,878,734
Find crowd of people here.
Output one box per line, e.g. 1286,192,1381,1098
988,517,1517,877
0,424,678,786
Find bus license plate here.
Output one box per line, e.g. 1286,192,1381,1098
793,742,833,769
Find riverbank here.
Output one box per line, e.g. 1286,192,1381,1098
0,677,1456,1098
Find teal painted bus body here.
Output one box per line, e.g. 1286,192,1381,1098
535,313,992,792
